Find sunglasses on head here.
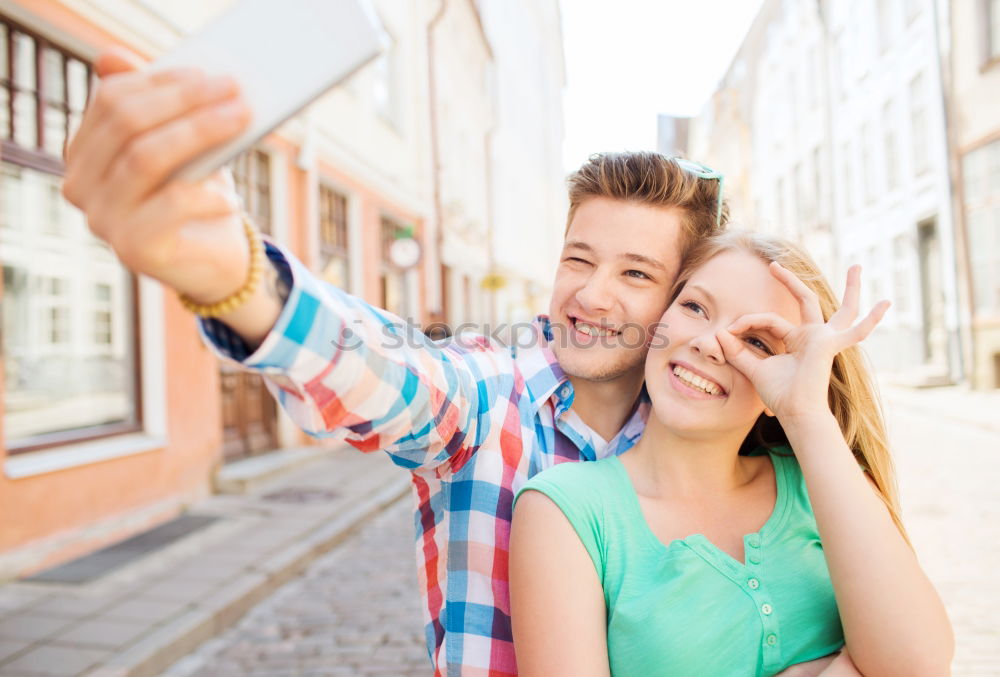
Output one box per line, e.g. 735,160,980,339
672,157,725,228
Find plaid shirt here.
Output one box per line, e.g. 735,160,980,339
199,241,649,676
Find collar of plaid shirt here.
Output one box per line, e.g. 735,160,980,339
198,240,651,675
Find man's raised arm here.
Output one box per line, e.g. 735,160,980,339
63,49,503,472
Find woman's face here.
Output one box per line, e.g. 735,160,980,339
645,250,803,438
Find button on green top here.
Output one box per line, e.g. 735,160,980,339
747,534,761,548
766,634,778,646
748,578,760,590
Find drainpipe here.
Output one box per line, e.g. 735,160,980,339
814,0,842,271
931,0,974,384
427,0,447,326
484,92,498,326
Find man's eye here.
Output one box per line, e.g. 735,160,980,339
564,257,590,265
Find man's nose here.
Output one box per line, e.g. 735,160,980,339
575,271,615,314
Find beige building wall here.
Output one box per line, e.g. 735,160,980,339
949,0,1000,389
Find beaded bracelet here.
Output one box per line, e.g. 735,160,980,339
178,217,265,318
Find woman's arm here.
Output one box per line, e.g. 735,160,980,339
780,413,952,677
510,490,611,677
719,265,953,677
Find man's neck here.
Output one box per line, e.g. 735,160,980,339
567,372,645,442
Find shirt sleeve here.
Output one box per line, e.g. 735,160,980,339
197,240,514,473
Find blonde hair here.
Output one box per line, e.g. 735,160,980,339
566,152,728,254
671,230,909,542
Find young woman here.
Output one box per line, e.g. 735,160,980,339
510,231,953,677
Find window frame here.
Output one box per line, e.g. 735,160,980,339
0,15,91,174
231,148,273,235
1,14,143,454
318,182,350,274
979,0,1000,70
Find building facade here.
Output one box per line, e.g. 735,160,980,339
689,0,965,387
0,0,564,578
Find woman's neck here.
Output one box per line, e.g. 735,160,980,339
623,412,758,500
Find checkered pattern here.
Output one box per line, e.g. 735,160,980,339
199,241,649,676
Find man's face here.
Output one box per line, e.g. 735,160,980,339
548,197,684,383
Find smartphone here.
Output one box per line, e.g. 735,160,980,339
151,0,385,181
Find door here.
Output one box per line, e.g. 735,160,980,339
220,363,278,462
917,218,948,373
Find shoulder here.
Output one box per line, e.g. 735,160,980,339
513,460,617,581
521,458,619,501
515,459,619,535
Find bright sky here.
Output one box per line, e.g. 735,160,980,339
560,0,765,172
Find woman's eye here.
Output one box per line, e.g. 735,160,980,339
625,270,650,280
680,300,704,315
744,336,774,355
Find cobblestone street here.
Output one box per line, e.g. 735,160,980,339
163,498,427,677
162,388,999,676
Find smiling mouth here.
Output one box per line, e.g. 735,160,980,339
670,363,726,396
571,317,620,338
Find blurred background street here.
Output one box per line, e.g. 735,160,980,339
1,0,998,674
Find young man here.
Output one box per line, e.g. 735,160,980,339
63,51,834,676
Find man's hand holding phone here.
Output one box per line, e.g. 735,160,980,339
61,0,384,348
62,49,255,311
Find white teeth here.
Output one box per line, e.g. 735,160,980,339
672,365,722,396
575,321,615,337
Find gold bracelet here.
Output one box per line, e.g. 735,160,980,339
178,217,265,318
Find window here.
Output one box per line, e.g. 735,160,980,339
841,140,854,216
962,140,1000,315
892,234,911,313
861,123,875,204
319,184,350,291
794,161,811,224
94,283,113,345
877,0,895,54
231,148,272,234
883,101,899,191
983,0,1000,63
903,0,921,23
806,45,820,109
812,146,824,223
379,216,410,318
833,32,849,100
0,19,91,172
909,73,929,175
1,17,141,452
372,33,399,128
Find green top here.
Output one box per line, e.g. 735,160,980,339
514,447,844,677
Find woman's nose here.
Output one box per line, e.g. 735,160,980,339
690,329,725,364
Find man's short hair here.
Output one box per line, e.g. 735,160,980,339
566,151,729,254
